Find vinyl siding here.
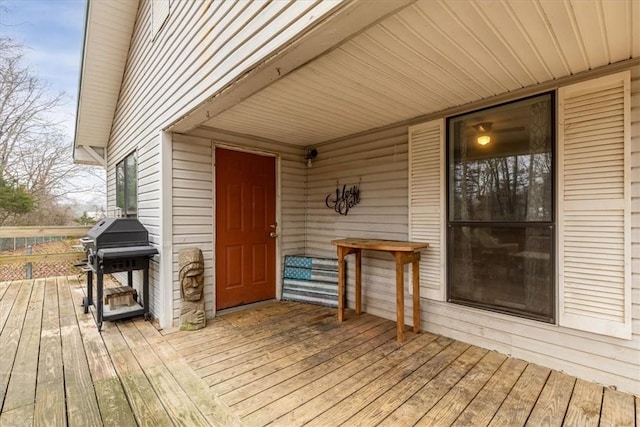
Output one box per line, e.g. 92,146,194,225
106,0,342,320
305,68,640,394
171,134,214,322
305,126,410,321
171,128,306,325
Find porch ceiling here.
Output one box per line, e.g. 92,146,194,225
204,0,639,146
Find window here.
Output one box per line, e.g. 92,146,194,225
447,93,554,322
116,151,137,218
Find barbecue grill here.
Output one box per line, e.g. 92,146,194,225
80,218,158,331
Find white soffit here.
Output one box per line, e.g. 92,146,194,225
206,0,640,146
74,0,139,163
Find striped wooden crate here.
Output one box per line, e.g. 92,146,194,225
282,255,340,307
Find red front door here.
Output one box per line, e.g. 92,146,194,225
215,148,276,310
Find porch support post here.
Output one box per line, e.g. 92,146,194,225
158,130,174,329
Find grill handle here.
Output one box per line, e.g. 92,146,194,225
79,237,92,244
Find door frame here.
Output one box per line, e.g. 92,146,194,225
212,142,282,315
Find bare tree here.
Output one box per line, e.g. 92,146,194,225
0,38,64,173
0,37,104,226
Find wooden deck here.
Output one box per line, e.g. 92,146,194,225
0,277,638,426
0,276,240,426
165,303,639,427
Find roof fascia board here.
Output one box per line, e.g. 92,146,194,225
73,0,140,164
72,0,91,163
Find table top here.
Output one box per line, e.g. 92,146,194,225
331,238,429,252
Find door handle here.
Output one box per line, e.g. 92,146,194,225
269,231,278,238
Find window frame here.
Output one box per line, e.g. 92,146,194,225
115,151,138,218
445,91,557,323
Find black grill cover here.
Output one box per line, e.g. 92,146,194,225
87,218,150,249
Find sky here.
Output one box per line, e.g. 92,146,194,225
1,0,106,212
1,0,85,135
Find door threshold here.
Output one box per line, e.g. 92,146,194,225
216,299,278,316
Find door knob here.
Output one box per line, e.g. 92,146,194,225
269,231,278,238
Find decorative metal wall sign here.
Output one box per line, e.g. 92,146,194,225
326,183,360,216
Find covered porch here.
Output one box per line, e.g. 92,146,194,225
161,0,639,395
0,276,637,426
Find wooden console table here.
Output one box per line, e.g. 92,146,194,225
331,238,429,343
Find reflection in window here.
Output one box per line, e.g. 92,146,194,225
447,93,554,322
115,151,137,218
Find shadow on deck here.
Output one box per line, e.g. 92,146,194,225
0,276,638,426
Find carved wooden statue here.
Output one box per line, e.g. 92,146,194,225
179,247,206,331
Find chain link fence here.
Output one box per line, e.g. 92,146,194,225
0,236,68,252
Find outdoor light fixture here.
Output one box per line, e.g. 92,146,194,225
305,148,318,167
477,135,491,145
473,122,492,146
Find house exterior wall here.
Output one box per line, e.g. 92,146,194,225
306,126,411,320
305,67,640,394
172,129,306,324
105,0,343,322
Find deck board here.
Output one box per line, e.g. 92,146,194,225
271,332,439,426
0,280,33,411
118,321,211,426
451,356,528,425
0,280,10,300
188,307,334,371
562,379,603,426
133,319,243,427
196,311,348,385
34,277,66,426
305,335,453,427
0,403,34,426
243,324,401,424
0,276,637,426
0,281,21,334
100,315,175,426
346,340,471,426
67,276,137,427
2,278,44,414
379,345,489,426
488,363,551,426
171,304,320,357
526,370,576,426
216,315,389,399
415,350,507,426
600,387,636,427
58,276,103,427
185,307,332,369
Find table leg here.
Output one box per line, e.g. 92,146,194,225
395,252,405,343
355,249,362,315
412,256,420,333
337,247,346,322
